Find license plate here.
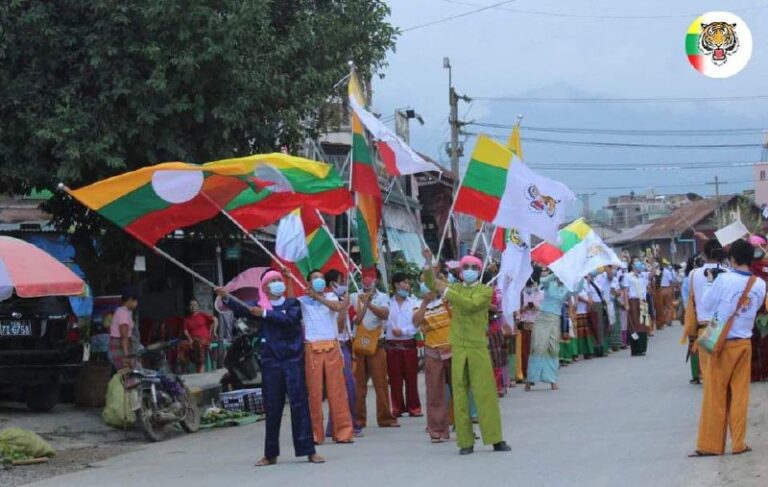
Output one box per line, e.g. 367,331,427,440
0,321,33,336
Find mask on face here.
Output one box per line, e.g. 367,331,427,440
419,282,430,295
633,261,645,272
311,278,326,293
333,283,348,297
268,281,286,297
589,270,599,278
396,288,409,298
447,274,457,284
463,269,479,284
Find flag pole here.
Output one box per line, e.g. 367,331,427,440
314,209,364,279
209,201,307,290
479,229,493,279
58,184,253,309
436,194,460,264
471,221,485,255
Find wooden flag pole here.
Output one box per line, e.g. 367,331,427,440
198,193,306,290
314,209,364,280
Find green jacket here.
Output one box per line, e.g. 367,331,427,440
425,271,492,349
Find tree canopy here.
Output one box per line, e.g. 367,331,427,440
0,0,397,290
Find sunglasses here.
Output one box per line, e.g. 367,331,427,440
462,265,480,271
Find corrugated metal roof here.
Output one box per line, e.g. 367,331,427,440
0,221,56,233
605,223,654,245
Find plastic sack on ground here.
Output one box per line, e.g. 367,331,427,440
0,428,56,459
102,369,136,428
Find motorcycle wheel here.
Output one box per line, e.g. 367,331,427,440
137,392,166,442
179,388,200,434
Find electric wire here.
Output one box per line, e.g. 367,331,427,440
468,122,768,137
468,132,763,149
402,0,517,32
472,94,768,104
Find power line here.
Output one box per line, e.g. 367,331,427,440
472,94,768,104
468,122,767,137
570,179,753,191
439,0,768,20
471,133,763,149
401,0,517,32
530,163,756,172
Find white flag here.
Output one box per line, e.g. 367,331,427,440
494,161,576,242
497,229,533,324
275,209,308,263
715,220,749,246
549,229,622,291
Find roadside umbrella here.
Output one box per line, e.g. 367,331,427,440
214,266,270,312
0,236,86,301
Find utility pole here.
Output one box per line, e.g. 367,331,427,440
706,175,727,227
577,192,597,221
444,57,470,196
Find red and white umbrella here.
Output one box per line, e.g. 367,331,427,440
0,236,86,301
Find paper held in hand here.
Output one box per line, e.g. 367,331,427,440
714,220,749,246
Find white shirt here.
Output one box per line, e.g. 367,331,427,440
386,295,420,340
624,272,646,300
691,263,720,322
350,291,389,336
660,267,676,287
586,277,604,303
576,286,589,314
326,292,352,341
298,293,339,342
701,270,766,339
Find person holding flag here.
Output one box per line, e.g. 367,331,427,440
423,248,511,455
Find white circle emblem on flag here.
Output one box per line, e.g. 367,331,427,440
151,170,204,203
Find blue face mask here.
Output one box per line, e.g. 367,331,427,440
311,278,326,293
447,274,457,284
419,282,430,295
268,281,286,297
589,270,599,278
633,261,645,272
396,288,409,298
463,269,479,284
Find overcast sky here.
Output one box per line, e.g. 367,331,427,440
371,0,768,210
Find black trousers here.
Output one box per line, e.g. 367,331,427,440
262,359,315,458
630,332,648,356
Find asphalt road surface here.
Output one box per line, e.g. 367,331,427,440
29,327,766,487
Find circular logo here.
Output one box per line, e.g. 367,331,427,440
686,11,752,78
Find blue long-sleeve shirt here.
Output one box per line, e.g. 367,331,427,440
539,274,581,315
224,297,304,366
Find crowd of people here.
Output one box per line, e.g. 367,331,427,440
105,235,768,464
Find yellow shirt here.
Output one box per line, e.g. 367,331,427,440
418,299,451,349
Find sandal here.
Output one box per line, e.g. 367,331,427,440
430,437,445,443
550,383,559,391
732,446,752,455
335,439,354,444
308,454,326,464
255,457,278,467
524,383,531,392
688,450,718,458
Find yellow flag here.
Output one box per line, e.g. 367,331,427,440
506,124,524,161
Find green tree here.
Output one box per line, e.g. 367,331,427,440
0,0,397,291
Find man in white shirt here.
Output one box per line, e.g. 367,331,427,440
586,272,608,357
298,269,353,445
683,239,725,383
575,279,596,359
385,272,423,417
692,239,766,457
350,270,400,429
624,260,650,356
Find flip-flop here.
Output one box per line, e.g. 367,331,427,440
308,455,326,464
255,457,277,467
732,446,752,455
688,451,718,458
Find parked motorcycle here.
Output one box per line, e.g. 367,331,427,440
220,320,262,391
124,340,200,442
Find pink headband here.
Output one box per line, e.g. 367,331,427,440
258,270,284,311
460,255,483,268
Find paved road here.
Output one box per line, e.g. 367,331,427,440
30,327,765,487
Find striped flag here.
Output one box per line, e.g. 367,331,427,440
275,208,346,284
506,124,524,161
349,70,381,274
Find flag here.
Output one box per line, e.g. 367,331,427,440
496,229,533,322
349,70,382,271
492,227,509,251
715,220,749,246
68,153,352,246
275,208,346,284
454,135,575,242
506,124,523,161
547,219,622,291
348,79,435,176
530,242,564,266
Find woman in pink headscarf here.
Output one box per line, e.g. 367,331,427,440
216,268,324,466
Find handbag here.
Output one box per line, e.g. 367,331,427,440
353,324,381,356
698,276,756,355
